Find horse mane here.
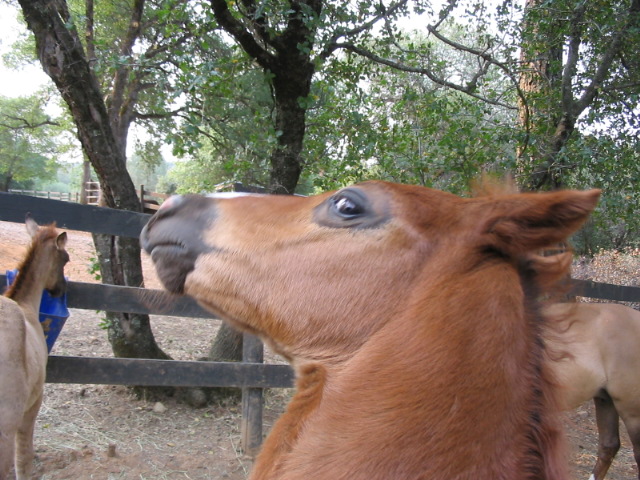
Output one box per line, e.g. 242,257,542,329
5,223,59,300
517,259,569,479
474,177,573,478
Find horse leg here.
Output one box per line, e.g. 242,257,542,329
0,428,16,480
14,398,41,480
590,394,620,480
619,415,640,480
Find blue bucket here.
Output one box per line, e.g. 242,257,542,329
5,269,70,353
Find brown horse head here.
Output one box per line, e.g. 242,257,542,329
141,181,598,361
141,180,599,479
6,216,69,300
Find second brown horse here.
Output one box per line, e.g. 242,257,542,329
549,302,640,480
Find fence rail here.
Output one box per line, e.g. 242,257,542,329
8,184,170,211
9,189,80,203
46,356,294,388
1,191,639,456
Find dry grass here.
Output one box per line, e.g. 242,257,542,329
30,311,293,480
574,248,640,284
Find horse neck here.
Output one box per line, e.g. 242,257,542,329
411,259,566,478
6,247,50,324
330,258,567,479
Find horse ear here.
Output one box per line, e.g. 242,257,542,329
25,214,40,239
484,189,601,255
56,232,68,250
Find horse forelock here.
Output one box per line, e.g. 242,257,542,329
471,174,519,198
33,222,58,240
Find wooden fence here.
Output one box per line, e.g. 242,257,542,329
140,185,169,213
9,189,81,203
85,181,100,205
1,191,640,457
10,185,172,212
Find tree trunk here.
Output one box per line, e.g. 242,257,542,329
515,0,635,191
195,322,243,403
18,0,171,397
204,0,320,379
268,54,314,194
516,0,566,190
209,0,319,195
0,172,12,192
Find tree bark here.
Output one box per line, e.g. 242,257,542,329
80,160,92,204
269,68,312,194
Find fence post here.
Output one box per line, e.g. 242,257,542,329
139,185,145,212
241,332,264,456
85,181,100,205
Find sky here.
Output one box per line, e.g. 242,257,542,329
0,3,50,97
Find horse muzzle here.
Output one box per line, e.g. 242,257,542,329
47,278,67,298
140,194,218,294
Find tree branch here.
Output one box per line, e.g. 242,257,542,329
562,0,586,115
574,0,640,115
335,42,516,110
133,105,188,121
320,0,411,60
107,0,145,121
0,115,60,130
85,0,96,62
237,0,271,49
210,0,274,70
424,24,525,102
601,81,640,92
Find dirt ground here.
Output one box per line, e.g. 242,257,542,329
0,219,637,479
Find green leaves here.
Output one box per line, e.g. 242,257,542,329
564,132,640,253
0,95,68,191
6,0,639,251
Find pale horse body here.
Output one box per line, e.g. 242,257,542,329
549,302,640,480
0,218,68,480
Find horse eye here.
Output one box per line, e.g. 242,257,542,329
333,195,364,217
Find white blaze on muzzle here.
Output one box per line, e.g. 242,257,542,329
157,192,264,213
